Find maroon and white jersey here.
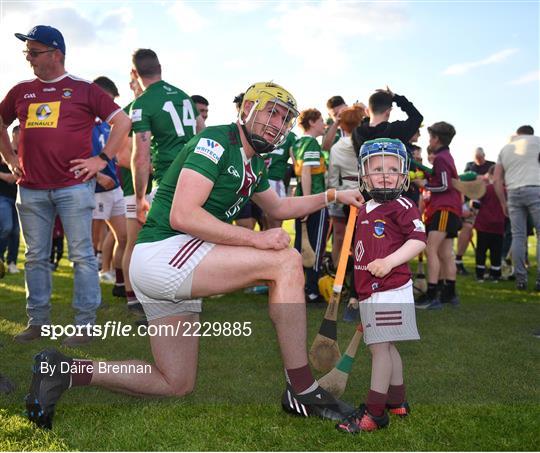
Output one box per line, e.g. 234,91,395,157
354,197,426,301
474,184,506,235
425,147,462,216
0,73,121,189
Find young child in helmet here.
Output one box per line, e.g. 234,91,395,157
337,138,426,434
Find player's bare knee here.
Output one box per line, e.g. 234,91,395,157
168,377,196,397
279,248,303,275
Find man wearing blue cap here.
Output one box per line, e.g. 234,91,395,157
0,25,131,345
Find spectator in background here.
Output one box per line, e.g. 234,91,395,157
262,130,297,230
465,147,495,176
327,104,366,266
91,76,128,298
455,147,496,275
191,95,209,122
494,125,540,291
327,103,366,313
403,137,422,206
293,108,328,304
130,48,204,224
0,25,131,345
0,124,20,276
50,216,64,271
473,165,506,281
352,87,423,153
416,122,462,310
321,95,348,158
116,74,150,314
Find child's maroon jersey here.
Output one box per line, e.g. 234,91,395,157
354,197,426,300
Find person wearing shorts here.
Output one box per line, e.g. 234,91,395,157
91,76,128,298
336,138,426,434
416,122,462,310
116,74,155,311
26,81,364,430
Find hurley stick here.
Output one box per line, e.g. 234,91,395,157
300,221,316,268
318,324,363,398
309,206,358,372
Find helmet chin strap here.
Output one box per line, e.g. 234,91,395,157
241,125,275,154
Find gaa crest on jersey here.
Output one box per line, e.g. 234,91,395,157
25,101,60,128
227,165,240,178
373,219,386,238
62,88,73,99
194,138,225,164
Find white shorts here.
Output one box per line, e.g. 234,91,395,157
359,280,420,345
269,179,286,198
93,187,126,220
124,188,157,219
129,234,215,321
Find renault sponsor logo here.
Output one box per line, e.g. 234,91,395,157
36,104,52,120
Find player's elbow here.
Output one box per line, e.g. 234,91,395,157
170,210,188,232
112,111,131,134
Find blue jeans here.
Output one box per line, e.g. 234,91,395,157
507,186,540,283
16,181,100,326
0,195,20,263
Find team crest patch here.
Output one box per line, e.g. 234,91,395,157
413,219,426,233
62,88,73,99
194,138,224,164
373,219,385,238
131,109,142,122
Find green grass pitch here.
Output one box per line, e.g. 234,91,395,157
0,230,538,451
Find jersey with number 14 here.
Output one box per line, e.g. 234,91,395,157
130,80,198,185
137,123,270,244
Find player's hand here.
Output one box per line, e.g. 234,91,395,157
337,189,364,208
501,201,509,217
70,156,107,181
6,153,22,179
136,196,150,225
367,258,392,278
252,228,290,250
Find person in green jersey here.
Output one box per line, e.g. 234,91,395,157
116,74,154,314
27,82,364,429
293,108,328,304
262,130,297,229
129,49,205,224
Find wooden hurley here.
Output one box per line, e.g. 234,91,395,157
309,206,358,372
318,324,364,398
300,221,316,268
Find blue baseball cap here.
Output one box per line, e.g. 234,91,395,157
15,25,66,55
